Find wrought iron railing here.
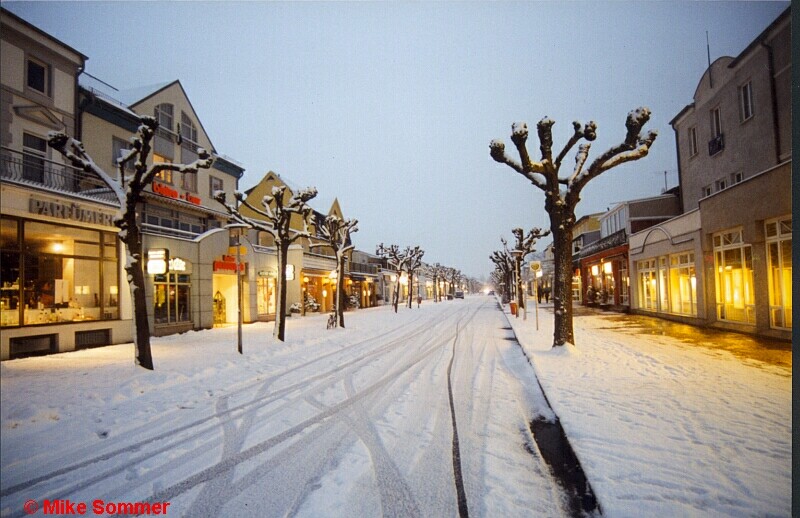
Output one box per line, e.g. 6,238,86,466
708,134,725,156
0,147,118,204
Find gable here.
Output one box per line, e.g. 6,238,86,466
127,81,215,153
13,105,65,131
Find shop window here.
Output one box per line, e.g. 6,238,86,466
257,276,276,315
1,220,118,327
766,217,791,329
154,273,191,325
714,229,754,324
668,252,697,316
637,259,657,311
111,137,135,173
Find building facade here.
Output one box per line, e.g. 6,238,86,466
630,7,791,339
0,9,136,358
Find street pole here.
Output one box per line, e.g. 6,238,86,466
236,229,243,354
533,274,540,331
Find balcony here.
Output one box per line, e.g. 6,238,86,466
0,147,118,205
708,134,725,156
349,261,379,275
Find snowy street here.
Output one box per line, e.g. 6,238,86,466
1,298,570,517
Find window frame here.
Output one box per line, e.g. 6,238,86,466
710,106,722,138
739,81,754,122
688,126,698,157
26,56,50,96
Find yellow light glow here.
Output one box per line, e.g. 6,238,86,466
52,242,64,253
303,276,309,283
109,286,118,295
322,289,328,298
591,265,599,276
603,262,613,274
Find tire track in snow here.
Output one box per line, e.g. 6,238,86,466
1,307,462,502
447,321,470,518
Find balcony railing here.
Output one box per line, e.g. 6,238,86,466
708,134,725,156
0,147,118,205
350,262,379,275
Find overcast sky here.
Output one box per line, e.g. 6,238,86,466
5,1,789,279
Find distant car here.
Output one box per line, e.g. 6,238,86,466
487,290,495,296
454,291,464,299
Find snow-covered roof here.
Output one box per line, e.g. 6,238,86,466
115,81,176,107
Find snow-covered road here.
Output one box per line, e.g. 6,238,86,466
1,298,569,517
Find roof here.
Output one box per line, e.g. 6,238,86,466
728,6,790,68
114,81,175,106
1,7,88,61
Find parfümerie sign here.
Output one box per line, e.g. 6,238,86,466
29,197,115,226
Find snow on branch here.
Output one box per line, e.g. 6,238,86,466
47,132,126,206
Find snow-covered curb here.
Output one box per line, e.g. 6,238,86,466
503,300,791,517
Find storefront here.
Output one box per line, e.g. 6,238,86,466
579,238,629,308
0,189,132,359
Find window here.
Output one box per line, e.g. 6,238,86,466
1,219,119,327
668,253,697,316
715,179,727,192
637,259,658,311
710,107,722,138
22,133,47,183
688,127,698,157
180,112,198,143
181,172,197,192
739,81,754,121
701,185,713,198
713,229,754,324
154,104,174,132
26,58,48,95
731,171,743,185
111,137,134,173
153,273,191,324
257,276,276,315
765,217,791,329
209,175,224,197
152,153,172,184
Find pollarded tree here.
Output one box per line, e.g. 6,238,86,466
510,227,550,312
48,118,213,370
310,215,358,328
215,185,317,341
490,108,657,346
425,262,448,302
403,246,425,308
376,243,409,313
490,248,514,304
446,267,462,298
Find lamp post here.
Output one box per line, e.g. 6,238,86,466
226,223,248,354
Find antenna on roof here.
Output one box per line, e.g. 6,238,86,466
706,31,714,88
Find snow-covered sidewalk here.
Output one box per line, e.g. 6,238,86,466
504,300,791,517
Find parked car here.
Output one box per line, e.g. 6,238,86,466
454,291,464,299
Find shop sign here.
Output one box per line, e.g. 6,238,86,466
29,197,115,227
258,269,276,278
285,265,295,281
213,255,245,273
169,257,191,273
147,249,169,275
152,181,201,206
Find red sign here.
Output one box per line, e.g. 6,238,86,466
152,181,202,206
213,259,245,273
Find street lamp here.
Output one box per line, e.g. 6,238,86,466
226,223,248,354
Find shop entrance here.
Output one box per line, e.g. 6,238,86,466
212,273,239,324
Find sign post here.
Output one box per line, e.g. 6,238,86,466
530,261,541,331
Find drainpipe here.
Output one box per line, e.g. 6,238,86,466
74,62,85,139
672,124,684,213
760,41,781,164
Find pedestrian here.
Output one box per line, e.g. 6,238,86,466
537,285,543,303
417,295,422,308
544,286,551,303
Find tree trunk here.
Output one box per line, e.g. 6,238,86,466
123,221,153,370
407,272,413,308
274,242,288,341
336,255,346,328
551,213,575,346
515,258,524,311
392,277,399,313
